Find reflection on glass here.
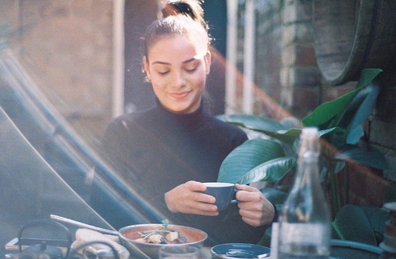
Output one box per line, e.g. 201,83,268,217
0,106,110,256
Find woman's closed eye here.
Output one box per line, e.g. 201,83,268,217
184,63,199,73
185,66,197,72
158,70,170,75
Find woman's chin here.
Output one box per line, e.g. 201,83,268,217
167,104,195,114
162,96,201,114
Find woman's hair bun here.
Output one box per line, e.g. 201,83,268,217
162,0,208,30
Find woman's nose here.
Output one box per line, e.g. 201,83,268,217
171,71,186,88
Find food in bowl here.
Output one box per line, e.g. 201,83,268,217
130,223,187,244
118,222,207,258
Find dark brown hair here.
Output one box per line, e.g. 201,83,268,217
162,0,208,31
144,0,211,59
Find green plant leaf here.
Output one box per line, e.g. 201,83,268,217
261,128,301,146
302,91,357,129
261,187,288,211
343,80,381,144
355,68,383,89
218,139,287,183
302,69,382,129
361,206,390,244
217,114,302,146
236,156,296,184
332,204,377,245
346,125,364,145
336,146,389,170
217,114,286,132
311,127,345,148
318,127,346,142
343,80,381,131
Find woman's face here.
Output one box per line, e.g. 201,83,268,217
144,34,211,114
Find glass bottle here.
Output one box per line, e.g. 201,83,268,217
277,127,331,259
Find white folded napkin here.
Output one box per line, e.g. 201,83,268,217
72,228,130,259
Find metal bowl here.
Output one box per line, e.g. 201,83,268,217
118,224,207,258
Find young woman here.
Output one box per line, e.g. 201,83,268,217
92,0,276,245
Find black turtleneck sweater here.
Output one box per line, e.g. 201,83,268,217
91,100,267,245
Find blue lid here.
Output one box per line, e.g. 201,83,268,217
211,243,270,259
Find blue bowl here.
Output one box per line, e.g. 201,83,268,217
211,243,270,259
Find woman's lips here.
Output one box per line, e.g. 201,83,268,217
170,91,190,99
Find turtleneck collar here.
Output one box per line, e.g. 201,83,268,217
154,98,208,133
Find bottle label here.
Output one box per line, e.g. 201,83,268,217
279,223,330,245
270,222,279,259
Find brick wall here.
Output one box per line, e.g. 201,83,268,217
279,0,359,118
252,0,357,119
252,0,395,199
371,72,396,181
1,0,114,141
254,1,283,116
279,0,320,118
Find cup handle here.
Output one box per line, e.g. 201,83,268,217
231,189,240,204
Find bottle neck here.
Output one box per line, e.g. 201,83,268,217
294,150,320,181
284,150,329,223
291,156,320,195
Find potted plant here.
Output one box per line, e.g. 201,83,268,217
217,68,394,246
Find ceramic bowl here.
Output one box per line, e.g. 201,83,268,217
118,224,207,258
211,243,270,259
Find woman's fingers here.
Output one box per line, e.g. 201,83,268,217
165,181,218,216
235,184,275,226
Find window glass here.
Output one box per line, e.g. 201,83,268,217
1,0,394,257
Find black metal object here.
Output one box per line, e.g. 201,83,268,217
18,219,72,259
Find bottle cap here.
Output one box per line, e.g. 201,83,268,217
301,127,319,138
300,127,320,157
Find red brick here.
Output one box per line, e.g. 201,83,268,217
291,87,320,109
283,23,314,46
321,83,356,103
282,44,317,67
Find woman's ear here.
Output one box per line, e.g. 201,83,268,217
143,56,151,82
204,50,211,75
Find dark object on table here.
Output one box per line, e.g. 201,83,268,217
211,243,270,259
17,219,72,259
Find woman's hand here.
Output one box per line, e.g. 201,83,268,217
235,184,275,227
164,181,219,216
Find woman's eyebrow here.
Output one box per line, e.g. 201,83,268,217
151,58,196,66
151,61,170,66
183,58,196,64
